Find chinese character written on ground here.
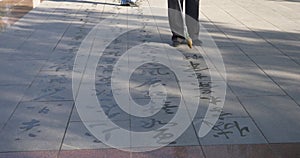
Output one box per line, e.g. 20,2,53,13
212,120,250,139
19,119,40,131
38,106,50,114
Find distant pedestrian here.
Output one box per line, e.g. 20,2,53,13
168,0,202,47
121,0,138,6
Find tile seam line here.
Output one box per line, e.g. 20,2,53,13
234,94,273,147
178,1,208,157
57,102,76,158
243,1,297,31
40,3,87,72
200,5,298,150
222,0,300,66
59,0,126,154
219,82,271,144
146,0,169,46
200,4,279,148
57,1,108,157
210,1,300,107
1,0,99,155
40,0,108,71
229,0,286,30
13,1,65,51
235,95,284,158
191,9,236,158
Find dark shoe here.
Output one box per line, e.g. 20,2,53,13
120,3,129,6
128,2,138,6
193,39,202,46
172,41,181,47
121,2,138,7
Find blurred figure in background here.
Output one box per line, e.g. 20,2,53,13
121,0,138,6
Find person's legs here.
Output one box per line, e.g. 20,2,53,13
121,0,137,6
185,0,199,40
121,0,127,5
168,0,185,43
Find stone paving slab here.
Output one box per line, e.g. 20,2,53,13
22,71,73,102
0,101,73,152
130,122,200,148
62,121,111,150
280,84,300,105
0,59,44,85
239,95,300,143
0,85,27,124
0,0,299,156
194,117,267,145
225,66,285,97
219,47,257,68
196,88,249,118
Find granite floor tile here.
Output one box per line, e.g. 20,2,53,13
0,59,44,85
74,81,131,122
219,47,257,68
238,45,283,57
281,49,300,65
225,66,273,81
262,68,300,87
239,95,300,143
0,85,27,124
73,120,131,149
225,67,285,96
194,117,267,145
131,121,200,148
0,101,73,152
70,108,81,122
0,34,26,50
129,97,181,120
22,71,73,102
129,74,181,99
9,49,53,60
41,52,75,72
62,121,109,150
249,54,300,71
0,123,4,132
0,48,16,59
166,124,200,147
18,27,70,54
0,0,299,156
195,87,249,118
228,79,285,97
279,85,300,106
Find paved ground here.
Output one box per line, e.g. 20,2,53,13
0,0,300,157
0,0,37,30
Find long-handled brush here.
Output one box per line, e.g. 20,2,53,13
177,0,193,48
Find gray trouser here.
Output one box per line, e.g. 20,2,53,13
168,0,200,41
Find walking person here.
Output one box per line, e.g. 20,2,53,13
168,0,202,47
